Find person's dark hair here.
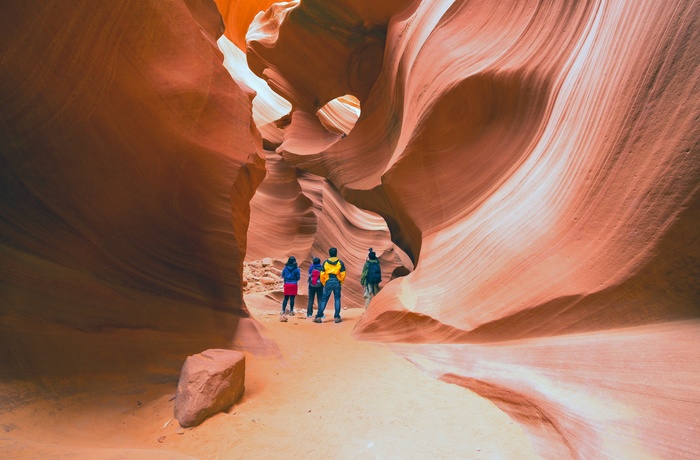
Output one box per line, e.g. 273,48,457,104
286,256,297,267
329,247,337,257
368,251,377,260
313,257,321,265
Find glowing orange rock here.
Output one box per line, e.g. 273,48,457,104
0,0,268,382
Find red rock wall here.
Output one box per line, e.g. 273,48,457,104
245,150,408,308
0,0,268,385
1,0,698,455
243,0,700,457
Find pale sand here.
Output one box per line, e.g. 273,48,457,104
0,293,540,459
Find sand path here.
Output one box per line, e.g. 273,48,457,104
0,293,539,459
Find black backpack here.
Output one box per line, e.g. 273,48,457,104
367,262,382,284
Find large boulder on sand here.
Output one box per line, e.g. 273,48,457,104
174,349,246,428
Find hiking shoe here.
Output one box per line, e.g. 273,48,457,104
289,311,295,316
335,318,342,323
313,318,322,323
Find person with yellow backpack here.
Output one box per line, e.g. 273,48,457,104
313,247,346,323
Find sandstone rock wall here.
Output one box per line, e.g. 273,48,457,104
0,0,267,384
1,0,698,456
243,0,700,457
244,150,409,307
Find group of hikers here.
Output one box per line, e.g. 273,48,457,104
279,247,382,323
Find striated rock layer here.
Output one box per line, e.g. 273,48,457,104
1,0,698,457
217,24,409,308
244,150,410,308
244,0,700,458
0,0,269,387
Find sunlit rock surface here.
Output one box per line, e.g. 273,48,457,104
316,95,361,135
214,0,279,50
217,29,407,308
0,0,270,386
245,0,700,457
218,34,291,148
1,0,698,457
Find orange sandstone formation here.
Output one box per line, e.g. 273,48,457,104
244,0,700,458
243,150,408,308
0,0,698,458
0,0,268,384
215,0,279,50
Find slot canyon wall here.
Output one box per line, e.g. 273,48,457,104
0,0,697,459
216,18,411,307
241,0,700,458
0,0,271,388
242,150,410,307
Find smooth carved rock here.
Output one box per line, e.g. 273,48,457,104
236,149,409,307
241,0,700,458
0,0,269,383
0,0,697,458
174,349,246,428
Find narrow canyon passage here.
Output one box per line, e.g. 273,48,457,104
1,0,698,458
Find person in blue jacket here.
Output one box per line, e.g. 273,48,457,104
281,256,300,318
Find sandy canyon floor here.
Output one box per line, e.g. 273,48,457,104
0,293,540,459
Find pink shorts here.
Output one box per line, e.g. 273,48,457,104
283,283,298,296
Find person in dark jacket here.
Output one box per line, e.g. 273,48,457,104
360,248,382,310
281,256,300,318
314,247,346,323
307,257,323,318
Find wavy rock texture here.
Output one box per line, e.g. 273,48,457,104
316,95,362,135
217,31,408,307
244,150,408,307
0,0,270,386
214,0,279,50
245,0,700,458
218,34,291,147
1,0,698,457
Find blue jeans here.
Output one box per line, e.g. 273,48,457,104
307,285,323,316
316,278,342,319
